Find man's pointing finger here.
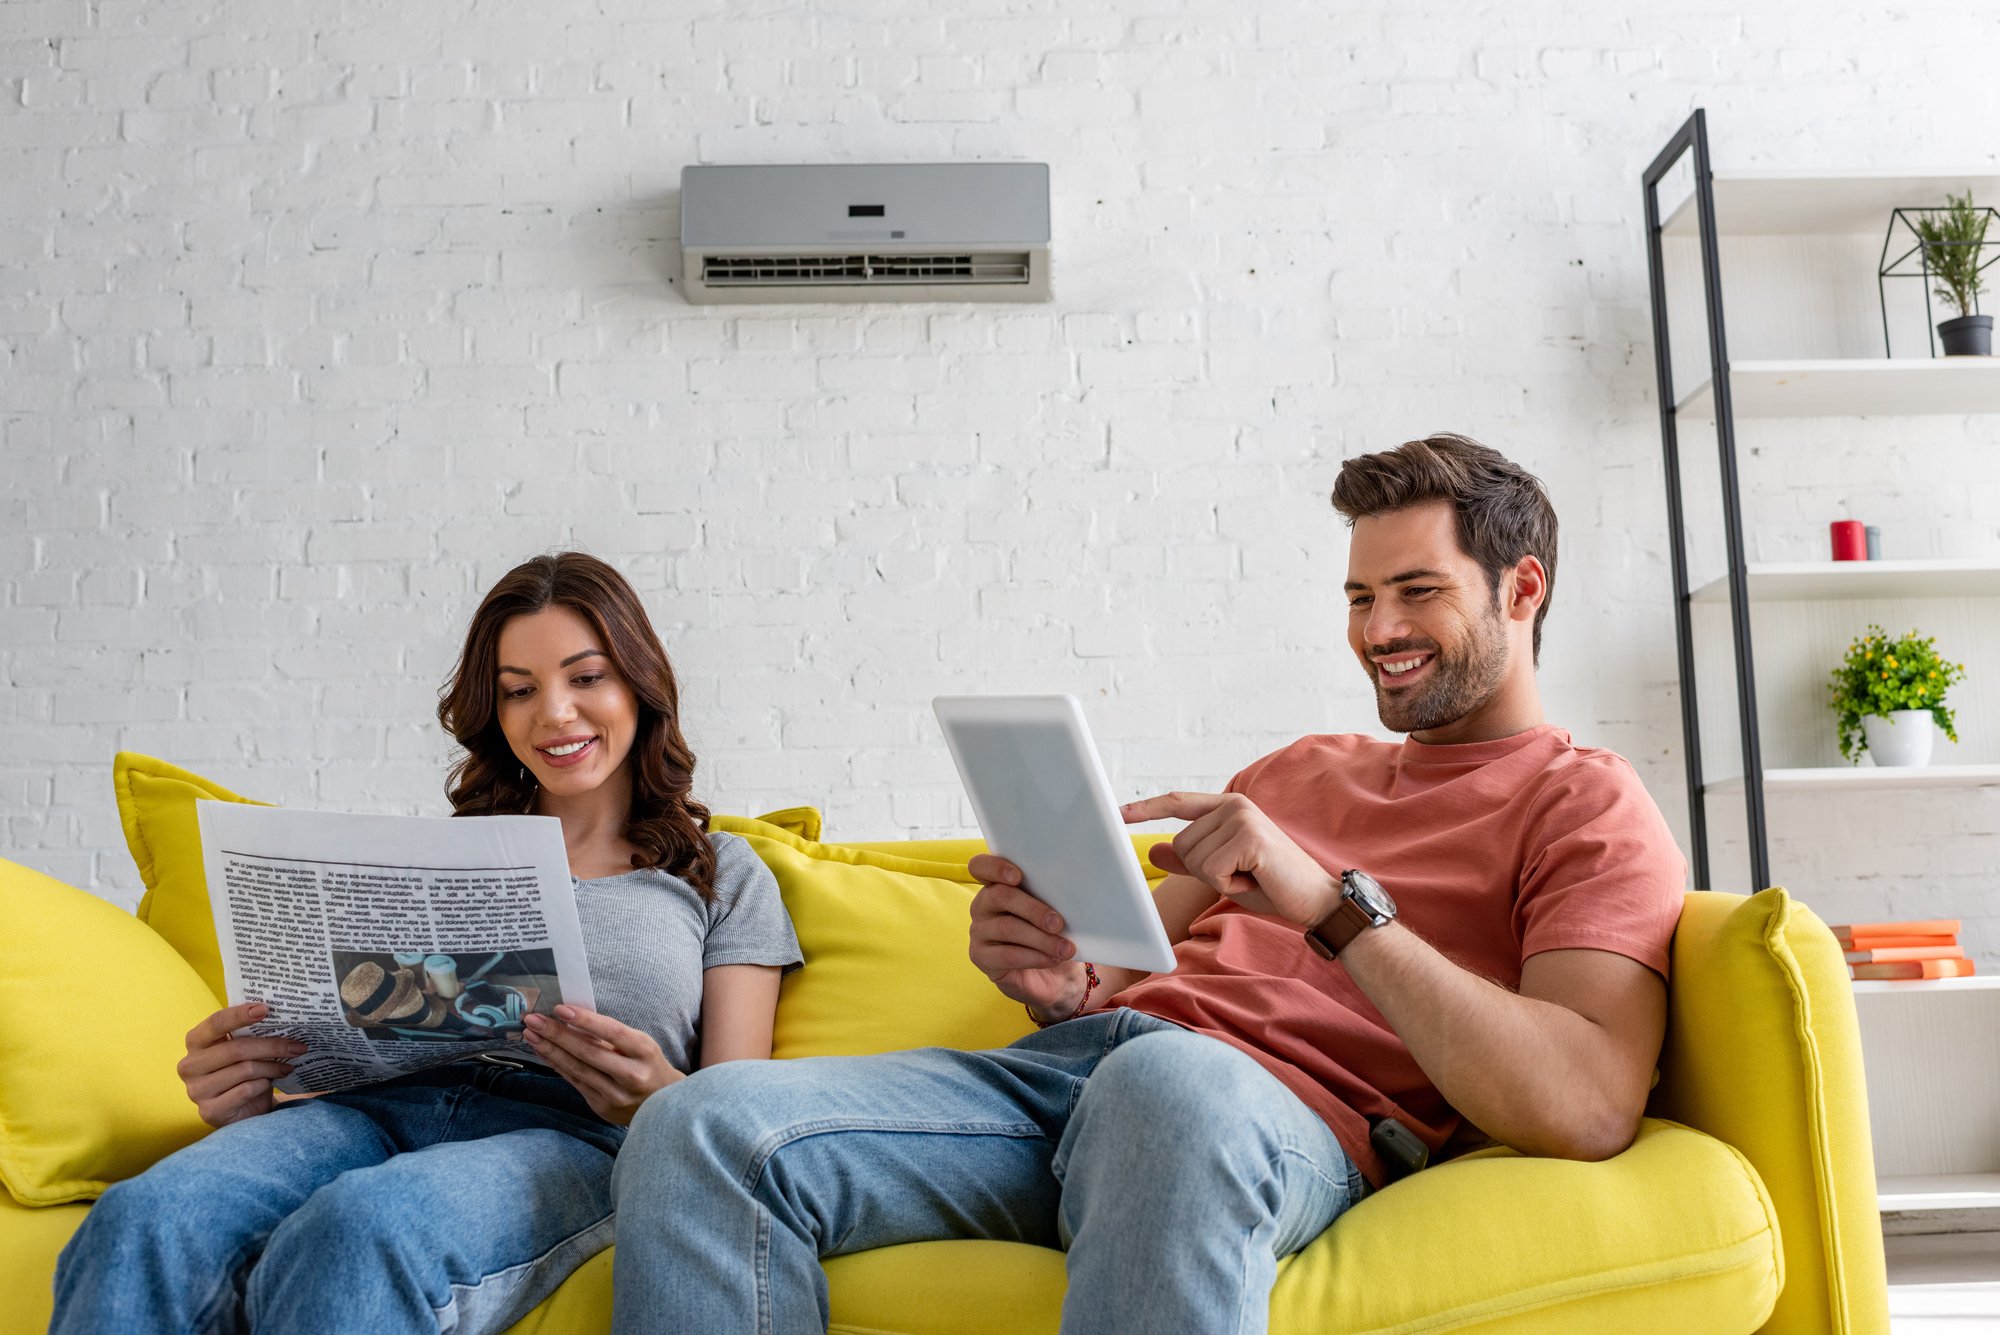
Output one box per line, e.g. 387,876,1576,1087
1121,791,1228,823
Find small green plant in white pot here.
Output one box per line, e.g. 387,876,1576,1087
1911,191,1993,355
1828,625,1967,767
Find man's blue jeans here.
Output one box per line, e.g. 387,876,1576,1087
611,1009,1368,1335
51,1062,624,1335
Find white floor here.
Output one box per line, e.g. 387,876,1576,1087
1886,1233,2000,1332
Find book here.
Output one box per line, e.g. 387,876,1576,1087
1850,958,1977,981
1836,932,1960,950
1829,919,1961,939
1843,945,1970,964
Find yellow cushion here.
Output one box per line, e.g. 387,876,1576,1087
1271,1120,1776,1333
508,1240,1056,1335
709,816,1042,1059
1647,887,1889,1335
749,806,823,842
500,1246,614,1335
0,1193,90,1335
825,1240,1067,1335
112,751,265,1002
0,858,215,1207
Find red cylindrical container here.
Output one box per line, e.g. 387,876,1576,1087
1830,519,1866,561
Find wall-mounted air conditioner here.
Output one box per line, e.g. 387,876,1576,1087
679,163,1051,305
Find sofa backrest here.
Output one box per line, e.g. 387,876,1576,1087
830,835,1173,886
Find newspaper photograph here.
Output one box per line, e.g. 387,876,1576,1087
195,802,595,1095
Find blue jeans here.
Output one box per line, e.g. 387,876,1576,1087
51,1062,624,1335
611,1009,1367,1335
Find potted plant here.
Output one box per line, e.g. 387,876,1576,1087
1828,625,1968,767
1910,190,1993,355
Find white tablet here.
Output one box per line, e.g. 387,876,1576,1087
933,694,1179,975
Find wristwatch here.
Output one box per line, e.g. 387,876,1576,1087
1303,869,1397,960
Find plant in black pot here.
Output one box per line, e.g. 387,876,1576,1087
1911,191,1993,355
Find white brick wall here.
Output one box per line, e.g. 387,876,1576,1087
4,1,1999,968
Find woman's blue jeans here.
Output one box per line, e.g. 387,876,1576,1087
610,1009,1368,1335
50,1061,624,1335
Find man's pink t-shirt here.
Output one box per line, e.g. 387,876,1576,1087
1109,723,1687,1188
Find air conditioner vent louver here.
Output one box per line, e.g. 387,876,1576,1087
702,253,1032,287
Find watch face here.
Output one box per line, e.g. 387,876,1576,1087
1345,869,1396,917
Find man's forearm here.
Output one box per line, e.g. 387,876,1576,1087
1336,923,1639,1160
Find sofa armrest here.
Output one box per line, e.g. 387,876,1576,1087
1646,888,1889,1335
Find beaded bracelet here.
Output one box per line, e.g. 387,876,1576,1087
1028,962,1100,1029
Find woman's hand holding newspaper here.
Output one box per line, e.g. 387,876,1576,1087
177,1002,309,1129
522,1004,681,1126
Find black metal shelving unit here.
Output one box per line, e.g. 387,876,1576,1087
1641,109,1770,893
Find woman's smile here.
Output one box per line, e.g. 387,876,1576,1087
537,734,599,768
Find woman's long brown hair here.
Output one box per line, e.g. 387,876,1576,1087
437,552,717,899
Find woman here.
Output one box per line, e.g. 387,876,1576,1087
52,552,800,1334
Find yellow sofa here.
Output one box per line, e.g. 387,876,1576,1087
0,755,1890,1334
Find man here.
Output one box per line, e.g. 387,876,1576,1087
609,433,1686,1333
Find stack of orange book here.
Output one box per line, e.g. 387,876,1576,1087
1831,919,1975,981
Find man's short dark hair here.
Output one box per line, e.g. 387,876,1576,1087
1330,433,1559,663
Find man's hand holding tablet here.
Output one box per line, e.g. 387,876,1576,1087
965,860,1093,1022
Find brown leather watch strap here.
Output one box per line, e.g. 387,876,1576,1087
1304,896,1375,960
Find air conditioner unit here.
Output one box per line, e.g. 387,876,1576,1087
679,163,1051,305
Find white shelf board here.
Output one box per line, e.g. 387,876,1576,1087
1661,169,2000,238
1853,976,2000,996
1706,764,2000,794
1675,359,2000,419
1877,1173,2000,1212
1688,559,2000,604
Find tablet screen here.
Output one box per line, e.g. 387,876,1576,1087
950,718,1099,866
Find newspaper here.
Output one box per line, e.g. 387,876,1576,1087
196,803,595,1095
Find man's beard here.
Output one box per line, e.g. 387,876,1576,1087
1371,607,1511,734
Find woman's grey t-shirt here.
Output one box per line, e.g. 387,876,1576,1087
522,831,800,1075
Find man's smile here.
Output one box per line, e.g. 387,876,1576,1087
1373,651,1436,686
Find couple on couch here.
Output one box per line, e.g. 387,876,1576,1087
51,433,1684,1335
